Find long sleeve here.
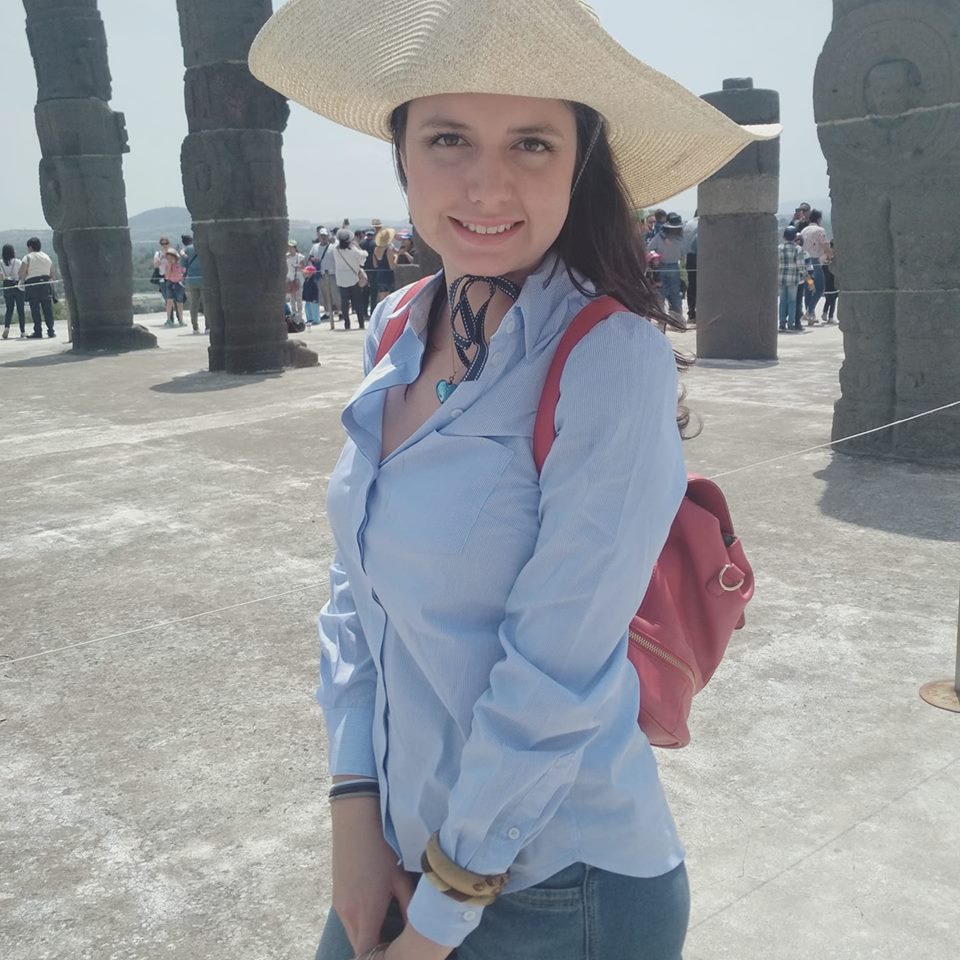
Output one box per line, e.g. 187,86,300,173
406,314,687,946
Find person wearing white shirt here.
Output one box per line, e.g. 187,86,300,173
18,237,57,338
2,244,26,339
309,228,338,328
799,210,830,322
286,240,306,319
331,228,368,329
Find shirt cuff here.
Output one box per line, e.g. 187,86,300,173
322,706,377,779
406,875,485,948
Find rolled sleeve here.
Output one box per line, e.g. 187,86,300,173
317,553,377,779
408,314,686,944
407,875,485,947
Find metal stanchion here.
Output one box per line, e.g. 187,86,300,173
920,584,960,712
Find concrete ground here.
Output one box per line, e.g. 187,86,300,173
2,313,958,960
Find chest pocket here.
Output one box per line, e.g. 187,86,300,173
369,432,514,556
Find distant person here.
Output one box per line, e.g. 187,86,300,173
799,209,829,323
309,227,338,329
180,234,204,334
372,227,398,303
647,212,686,319
821,241,838,324
2,244,26,340
790,202,811,231
302,264,321,325
359,228,378,317
682,213,698,323
19,236,57,339
163,247,187,327
642,212,658,244
286,240,306,319
395,232,416,265
153,236,172,301
778,226,806,332
332,227,367,330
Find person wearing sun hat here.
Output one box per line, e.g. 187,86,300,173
371,227,399,304
251,3,778,959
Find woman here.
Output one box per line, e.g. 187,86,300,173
163,247,187,327
20,236,57,339
332,229,368,330
646,213,687,320
395,233,416,266
1,244,26,340
372,228,398,304
251,3,775,959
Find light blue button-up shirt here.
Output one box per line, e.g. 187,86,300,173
319,254,687,947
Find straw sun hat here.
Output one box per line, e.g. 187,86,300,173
375,227,397,247
250,0,779,207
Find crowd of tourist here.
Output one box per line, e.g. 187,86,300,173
151,234,205,333
283,220,417,332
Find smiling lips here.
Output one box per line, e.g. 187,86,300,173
452,217,522,238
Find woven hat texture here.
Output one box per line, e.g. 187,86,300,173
249,0,779,207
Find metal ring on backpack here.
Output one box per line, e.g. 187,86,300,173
718,563,745,592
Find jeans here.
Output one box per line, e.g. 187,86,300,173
339,284,366,328
659,265,683,315
24,276,55,335
804,257,824,315
316,862,689,960
3,284,26,333
685,252,697,319
305,300,320,324
779,282,798,328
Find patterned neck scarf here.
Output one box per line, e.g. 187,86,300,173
446,274,522,383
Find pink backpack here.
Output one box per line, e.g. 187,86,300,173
376,281,755,748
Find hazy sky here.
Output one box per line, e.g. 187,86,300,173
1,0,833,228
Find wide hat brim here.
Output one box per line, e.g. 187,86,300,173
250,0,780,208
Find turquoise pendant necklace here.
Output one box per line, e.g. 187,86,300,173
436,274,521,404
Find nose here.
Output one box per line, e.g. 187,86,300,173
464,150,513,208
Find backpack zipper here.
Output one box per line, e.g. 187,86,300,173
628,630,697,686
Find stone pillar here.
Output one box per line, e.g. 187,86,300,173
696,78,781,361
23,0,155,352
176,0,316,372
815,0,960,465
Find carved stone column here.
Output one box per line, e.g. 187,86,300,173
696,78,781,361
176,0,316,372
23,0,155,351
815,0,960,464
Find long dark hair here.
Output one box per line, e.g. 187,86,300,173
388,101,692,433
1,244,14,266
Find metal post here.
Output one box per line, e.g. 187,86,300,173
920,583,960,712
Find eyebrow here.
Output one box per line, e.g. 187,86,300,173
417,116,567,138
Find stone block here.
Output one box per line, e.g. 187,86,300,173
176,0,273,67
827,186,896,291
34,99,128,157
708,139,781,182
395,264,425,289
702,84,780,126
696,214,779,361
181,131,287,222
834,292,895,337
697,175,778,217
39,156,129,230
24,1,112,102
184,64,289,134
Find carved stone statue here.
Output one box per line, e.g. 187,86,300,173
815,0,960,464
23,0,155,351
696,78,781,361
175,0,316,372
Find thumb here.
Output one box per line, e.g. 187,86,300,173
392,870,417,923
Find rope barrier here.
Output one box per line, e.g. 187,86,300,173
1,394,957,670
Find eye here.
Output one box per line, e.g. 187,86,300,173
430,133,465,147
516,138,551,153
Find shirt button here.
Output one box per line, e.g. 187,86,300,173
490,353,503,366
451,408,463,418
463,910,477,921
507,827,520,840
504,319,516,334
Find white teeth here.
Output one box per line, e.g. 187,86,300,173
459,220,515,235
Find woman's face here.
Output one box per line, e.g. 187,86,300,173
645,215,656,231
401,93,578,283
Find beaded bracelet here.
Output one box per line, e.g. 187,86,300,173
420,831,509,906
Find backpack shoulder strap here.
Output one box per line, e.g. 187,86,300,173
532,295,625,474
372,275,437,367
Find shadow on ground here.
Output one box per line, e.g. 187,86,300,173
0,350,94,369
816,451,960,542
150,370,282,393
